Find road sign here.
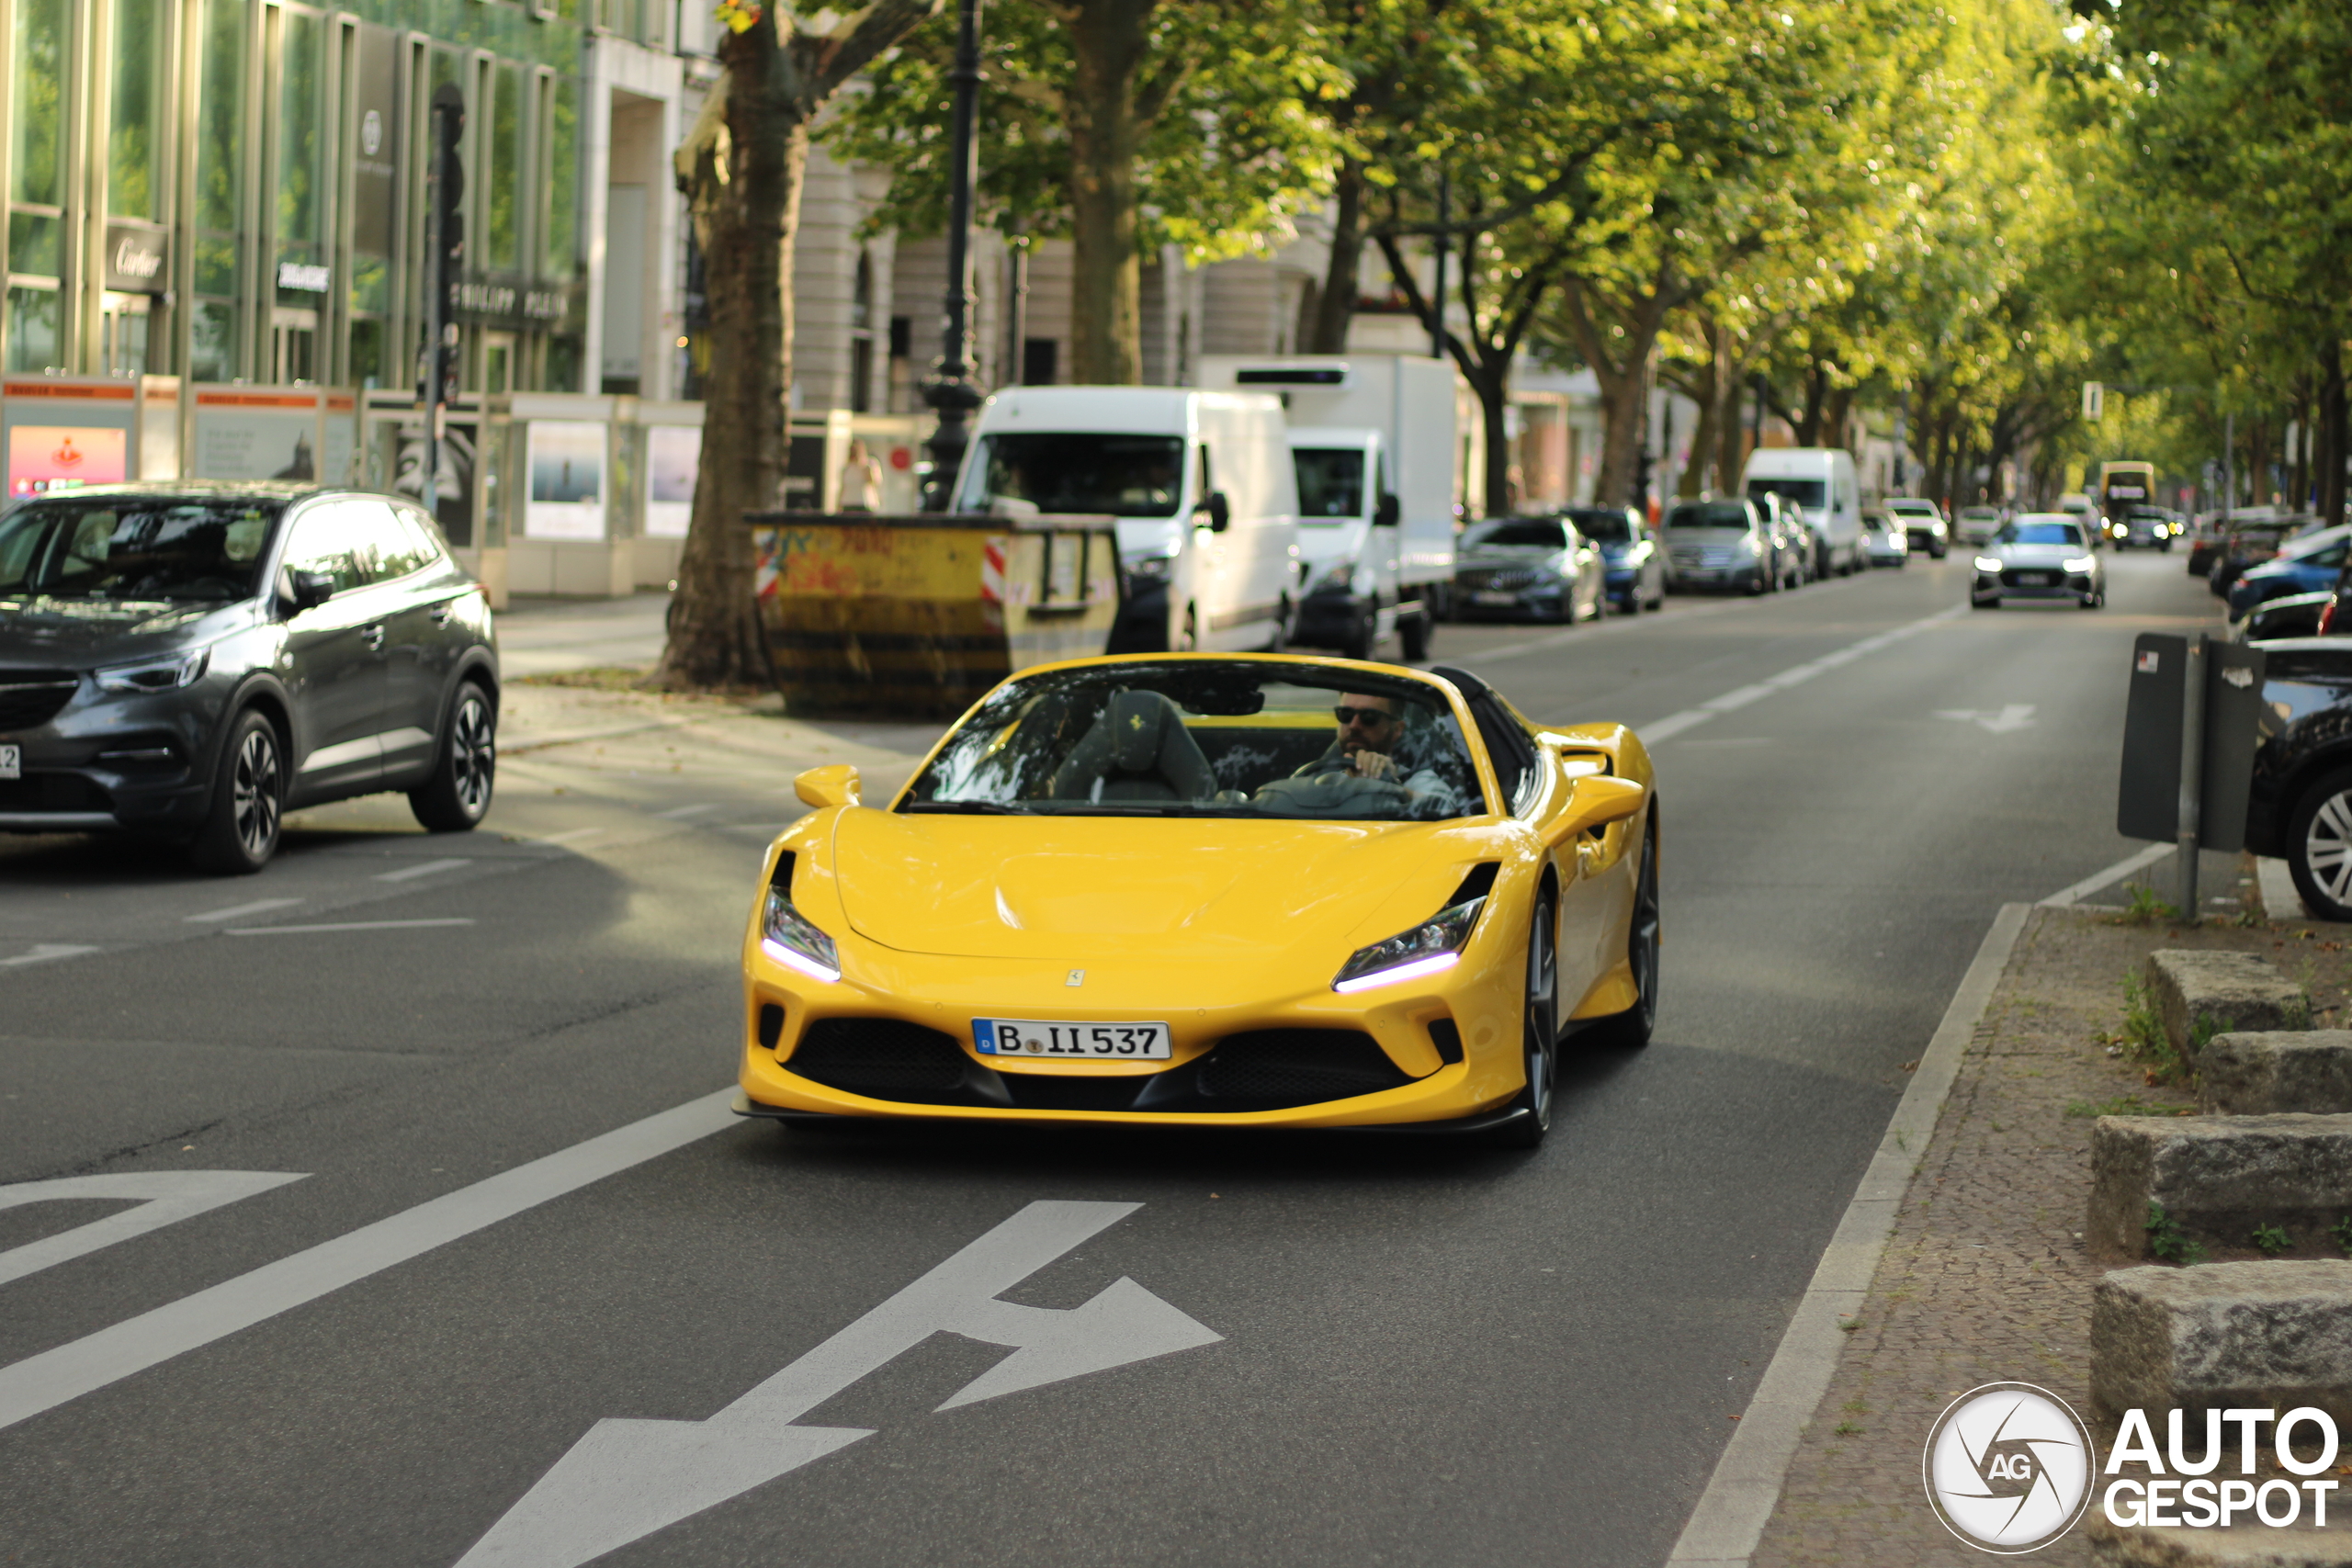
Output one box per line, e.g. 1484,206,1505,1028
456,1201,1220,1568
2082,382,2104,421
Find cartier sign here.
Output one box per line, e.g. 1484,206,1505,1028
103,223,167,293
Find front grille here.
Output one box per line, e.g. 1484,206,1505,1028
1196,1030,1412,1108
0,672,79,731
786,1017,971,1100
0,773,111,813
1459,569,1540,592
1998,569,2077,588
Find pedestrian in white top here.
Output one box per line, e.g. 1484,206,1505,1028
839,440,883,512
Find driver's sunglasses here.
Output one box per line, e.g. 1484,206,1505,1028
1333,705,1396,728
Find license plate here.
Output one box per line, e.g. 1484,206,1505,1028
2018,571,2053,586
1473,591,1518,605
0,744,17,780
974,1018,1172,1060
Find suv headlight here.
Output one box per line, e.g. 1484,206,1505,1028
1125,554,1174,583
1333,897,1485,993
2062,555,2096,572
95,648,210,694
1974,556,2004,573
762,881,842,983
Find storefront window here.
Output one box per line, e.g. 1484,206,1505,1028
9,0,66,212
108,0,166,220
541,75,578,279
6,288,60,371
349,318,384,389
276,7,324,304
7,212,60,276
488,64,522,270
196,0,243,232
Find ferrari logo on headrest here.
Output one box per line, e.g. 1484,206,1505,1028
1129,714,1145,730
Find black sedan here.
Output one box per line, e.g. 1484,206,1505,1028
1450,515,1608,623
2247,640,2352,919
0,482,499,872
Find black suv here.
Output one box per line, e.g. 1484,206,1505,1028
0,482,498,873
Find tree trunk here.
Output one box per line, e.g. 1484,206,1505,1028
1678,394,1713,500
2319,336,2347,525
1064,0,1156,384
652,2,940,692
1551,275,1670,507
1824,387,1853,458
1308,157,1365,355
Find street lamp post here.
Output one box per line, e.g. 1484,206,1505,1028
921,0,985,510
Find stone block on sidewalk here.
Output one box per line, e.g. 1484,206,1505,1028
2202,1032,2352,1116
2146,951,2311,1062
2091,1260,2352,1427
2090,1516,2352,1566
2088,1115,2352,1261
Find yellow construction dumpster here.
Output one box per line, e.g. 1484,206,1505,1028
747,511,1124,719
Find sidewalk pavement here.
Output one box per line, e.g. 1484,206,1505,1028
494,591,671,678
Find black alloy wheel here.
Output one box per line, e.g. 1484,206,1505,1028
411,682,497,832
191,709,285,874
1490,897,1560,1149
2287,767,2352,921
1582,818,1659,1050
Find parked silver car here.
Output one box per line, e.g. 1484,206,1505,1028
1970,515,2105,610
1663,498,1777,594
1861,506,1910,568
1451,515,1608,623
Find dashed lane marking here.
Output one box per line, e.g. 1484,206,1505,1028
185,898,304,923
224,919,476,935
376,858,471,883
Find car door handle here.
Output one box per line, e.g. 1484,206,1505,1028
361,624,385,650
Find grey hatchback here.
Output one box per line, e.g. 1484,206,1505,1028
0,481,498,873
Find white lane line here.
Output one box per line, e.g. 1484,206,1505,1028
1666,902,2032,1567
185,897,303,924
0,1173,308,1287
1625,604,1967,748
1,943,99,968
376,857,470,883
1462,574,1880,666
0,1089,739,1435
2037,841,2175,908
653,804,714,819
225,919,476,935
535,827,606,846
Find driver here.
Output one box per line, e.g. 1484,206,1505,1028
1287,692,1463,812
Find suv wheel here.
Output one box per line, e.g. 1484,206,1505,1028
2287,766,2352,920
410,682,496,832
191,709,285,874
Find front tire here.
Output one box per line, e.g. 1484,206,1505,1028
410,682,497,832
2287,767,2352,920
1489,897,1560,1149
191,709,285,874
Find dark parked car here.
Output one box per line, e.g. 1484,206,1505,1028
1450,514,1608,623
1565,504,1667,613
2246,640,2352,919
0,482,499,873
2225,525,2352,620
2210,515,2318,598
2240,590,2337,643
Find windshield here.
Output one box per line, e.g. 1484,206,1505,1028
1293,448,1365,520
955,434,1186,517
1461,519,1568,549
0,495,284,602
1566,508,1634,542
1667,502,1751,531
1748,478,1826,510
1996,521,2085,547
902,661,1487,822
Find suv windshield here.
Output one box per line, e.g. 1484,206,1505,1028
1566,508,1634,542
903,661,1487,822
1293,447,1364,520
0,495,285,602
1461,519,1567,549
955,434,1185,517
1997,521,2085,547
1667,502,1750,531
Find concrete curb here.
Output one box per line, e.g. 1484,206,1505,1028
1665,900,2034,1566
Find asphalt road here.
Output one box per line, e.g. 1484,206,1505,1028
0,547,2225,1568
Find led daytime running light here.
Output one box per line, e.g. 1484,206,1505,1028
1331,896,1485,993
761,884,841,983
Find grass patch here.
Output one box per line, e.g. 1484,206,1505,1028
2064,1094,2192,1119
2110,882,2182,926
2253,1224,2293,1258
2334,1215,2352,1258
2147,1201,2206,1265
2118,971,2194,1087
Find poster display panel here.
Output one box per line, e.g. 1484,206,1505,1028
192,389,322,479
6,426,128,497
526,421,606,541
644,424,697,538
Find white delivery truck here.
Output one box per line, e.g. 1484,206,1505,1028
1196,355,1459,661
1742,446,1863,578
950,386,1301,653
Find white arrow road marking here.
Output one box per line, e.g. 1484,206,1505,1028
456,1200,1220,1568
0,1172,307,1287
1936,704,2036,734
1,943,99,967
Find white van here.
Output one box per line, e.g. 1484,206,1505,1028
1743,447,1863,577
1196,355,1460,660
952,387,1300,652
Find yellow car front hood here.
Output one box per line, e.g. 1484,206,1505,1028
832,809,1489,963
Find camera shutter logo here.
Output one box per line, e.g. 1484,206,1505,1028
1922,1382,2094,1552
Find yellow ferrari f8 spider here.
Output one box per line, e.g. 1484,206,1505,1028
734,654,1657,1146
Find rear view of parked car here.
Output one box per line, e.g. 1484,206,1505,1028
0,482,499,873
2247,641,2352,919
1451,515,1607,623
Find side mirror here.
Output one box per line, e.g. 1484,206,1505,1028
277,568,334,615
1196,491,1231,533
794,764,864,810
1374,493,1401,528
1540,773,1647,849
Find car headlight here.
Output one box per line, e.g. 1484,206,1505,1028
1125,554,1173,583
1332,896,1485,993
1744,536,1764,555
762,880,842,983
1310,560,1357,595
2062,555,2096,572
94,647,209,694
1974,557,2004,573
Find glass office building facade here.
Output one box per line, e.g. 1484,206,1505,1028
0,0,671,396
